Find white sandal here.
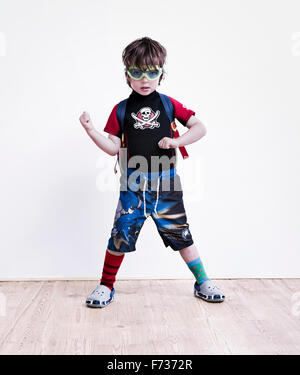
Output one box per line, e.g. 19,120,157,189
86,284,115,308
194,280,225,302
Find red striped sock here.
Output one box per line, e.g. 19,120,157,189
100,250,125,290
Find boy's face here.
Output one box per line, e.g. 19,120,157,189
125,65,162,96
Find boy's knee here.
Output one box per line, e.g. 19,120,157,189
107,249,125,256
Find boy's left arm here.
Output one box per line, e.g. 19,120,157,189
158,115,207,149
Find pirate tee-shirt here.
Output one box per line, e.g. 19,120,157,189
103,89,195,173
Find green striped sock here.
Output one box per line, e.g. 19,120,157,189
186,257,210,285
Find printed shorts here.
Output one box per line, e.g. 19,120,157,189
107,169,194,253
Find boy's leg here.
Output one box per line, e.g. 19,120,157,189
86,248,125,308
99,249,125,290
178,243,210,285
98,186,146,291
179,243,225,302
107,250,124,255
86,177,146,307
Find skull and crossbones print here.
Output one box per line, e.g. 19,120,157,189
131,107,160,129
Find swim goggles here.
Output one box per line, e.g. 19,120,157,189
125,65,163,80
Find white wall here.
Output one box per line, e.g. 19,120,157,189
0,0,299,279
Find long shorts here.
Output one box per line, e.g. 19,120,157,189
107,167,194,253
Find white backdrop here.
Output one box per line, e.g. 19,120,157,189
0,0,299,280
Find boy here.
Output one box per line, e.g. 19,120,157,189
79,37,225,308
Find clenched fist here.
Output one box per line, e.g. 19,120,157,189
79,111,94,132
158,137,179,149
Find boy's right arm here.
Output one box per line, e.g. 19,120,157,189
79,111,120,156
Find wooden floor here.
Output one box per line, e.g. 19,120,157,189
0,279,300,355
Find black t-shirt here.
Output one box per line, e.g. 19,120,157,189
124,90,175,172
104,89,196,173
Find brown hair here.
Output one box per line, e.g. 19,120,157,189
122,36,167,88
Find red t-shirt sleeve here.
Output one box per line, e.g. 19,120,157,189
168,96,196,126
103,104,122,139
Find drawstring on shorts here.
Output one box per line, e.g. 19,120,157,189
142,175,160,219
142,178,148,218
154,177,160,217
129,168,175,219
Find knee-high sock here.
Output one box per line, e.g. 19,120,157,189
186,256,210,285
100,250,125,290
